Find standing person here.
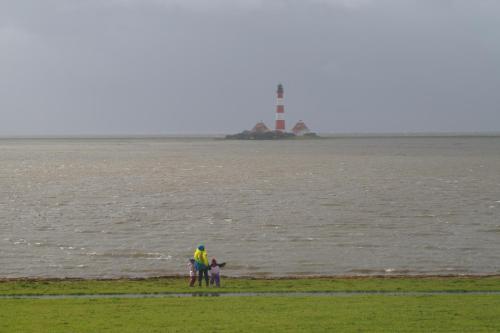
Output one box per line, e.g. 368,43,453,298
188,258,196,287
194,244,209,287
209,258,225,287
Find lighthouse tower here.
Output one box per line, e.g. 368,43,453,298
275,84,285,132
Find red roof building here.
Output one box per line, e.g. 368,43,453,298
251,121,271,133
291,121,310,136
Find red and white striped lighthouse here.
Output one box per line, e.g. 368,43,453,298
275,83,285,132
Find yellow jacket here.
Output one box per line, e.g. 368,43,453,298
194,248,209,268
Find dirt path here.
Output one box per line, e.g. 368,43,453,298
2,291,500,299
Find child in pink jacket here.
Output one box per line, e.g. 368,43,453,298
209,258,225,287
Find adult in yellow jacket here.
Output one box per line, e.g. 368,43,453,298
194,244,209,287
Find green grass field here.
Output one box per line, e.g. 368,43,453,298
1,277,499,332
1,295,499,332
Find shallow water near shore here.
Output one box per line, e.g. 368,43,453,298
1,136,499,278
4,291,500,299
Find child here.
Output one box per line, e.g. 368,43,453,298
188,258,196,287
209,258,226,287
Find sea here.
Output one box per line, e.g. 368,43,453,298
1,136,499,278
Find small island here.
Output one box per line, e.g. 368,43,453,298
225,120,319,140
225,84,319,140
225,130,318,140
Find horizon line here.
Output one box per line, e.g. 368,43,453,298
1,131,500,139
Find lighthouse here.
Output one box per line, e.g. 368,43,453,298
275,84,285,132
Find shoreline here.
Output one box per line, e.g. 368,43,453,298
1,273,499,282
2,275,499,297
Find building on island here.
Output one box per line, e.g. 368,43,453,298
252,121,271,133
291,120,310,136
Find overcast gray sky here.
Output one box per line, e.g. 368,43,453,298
1,0,499,135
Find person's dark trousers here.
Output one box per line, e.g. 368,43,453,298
198,268,209,286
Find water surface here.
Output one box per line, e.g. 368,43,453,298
1,137,499,278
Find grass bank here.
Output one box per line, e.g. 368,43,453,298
1,295,499,332
0,275,499,295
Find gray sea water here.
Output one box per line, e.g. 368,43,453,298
1,137,499,278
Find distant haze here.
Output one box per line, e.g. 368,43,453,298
1,0,499,135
